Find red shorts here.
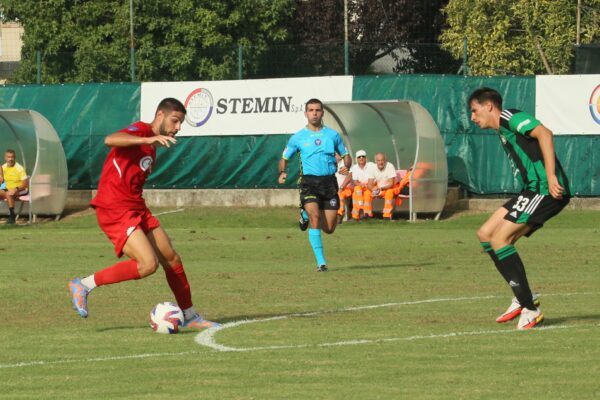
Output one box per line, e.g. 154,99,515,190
95,207,160,257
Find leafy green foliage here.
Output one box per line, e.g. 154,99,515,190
2,0,293,83
441,0,600,75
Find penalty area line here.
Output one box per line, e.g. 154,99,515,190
2,292,598,369
0,351,199,370
196,322,600,353
3,323,597,369
196,292,600,352
318,323,599,348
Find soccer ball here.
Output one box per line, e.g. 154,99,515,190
150,302,184,334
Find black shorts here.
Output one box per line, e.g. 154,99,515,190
503,189,569,236
299,175,340,210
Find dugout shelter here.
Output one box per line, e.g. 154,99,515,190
323,100,447,221
0,109,68,222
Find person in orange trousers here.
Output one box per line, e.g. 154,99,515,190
335,154,353,223
338,150,375,221
364,152,401,220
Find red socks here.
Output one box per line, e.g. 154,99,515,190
93,260,193,310
94,259,141,286
164,264,192,309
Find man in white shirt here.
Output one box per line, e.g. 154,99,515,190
364,152,398,220
344,149,374,221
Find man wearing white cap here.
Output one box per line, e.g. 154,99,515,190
344,149,374,221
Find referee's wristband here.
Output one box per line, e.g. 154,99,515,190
279,171,286,174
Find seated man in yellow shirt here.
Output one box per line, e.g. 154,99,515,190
0,149,29,224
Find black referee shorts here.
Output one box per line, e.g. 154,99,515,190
299,174,340,210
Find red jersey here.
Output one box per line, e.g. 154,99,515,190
90,122,156,210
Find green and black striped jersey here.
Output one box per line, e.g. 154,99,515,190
498,109,570,196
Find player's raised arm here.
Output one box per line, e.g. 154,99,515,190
104,132,177,148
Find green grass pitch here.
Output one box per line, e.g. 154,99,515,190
1,207,598,399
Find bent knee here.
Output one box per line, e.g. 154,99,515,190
476,227,492,242
137,258,159,278
490,235,515,250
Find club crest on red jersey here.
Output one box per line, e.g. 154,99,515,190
140,156,153,172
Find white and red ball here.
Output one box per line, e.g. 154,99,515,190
150,302,184,334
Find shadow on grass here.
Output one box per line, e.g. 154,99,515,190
96,325,147,333
542,314,600,326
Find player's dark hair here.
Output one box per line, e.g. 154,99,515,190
156,97,187,116
305,98,323,111
468,87,503,109
5,149,16,156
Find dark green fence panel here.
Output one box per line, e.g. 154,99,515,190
0,82,300,189
0,83,140,188
353,75,600,196
555,135,600,196
146,134,298,189
1,79,598,194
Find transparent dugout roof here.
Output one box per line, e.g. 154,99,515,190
0,110,68,220
323,101,448,218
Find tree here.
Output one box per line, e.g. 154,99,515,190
2,0,293,83
251,0,346,78
440,0,600,75
281,0,454,76
349,0,455,74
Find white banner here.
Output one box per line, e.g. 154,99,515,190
536,75,600,135
141,76,353,136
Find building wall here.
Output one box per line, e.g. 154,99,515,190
0,22,23,61
0,22,23,83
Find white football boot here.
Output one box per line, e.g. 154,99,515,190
496,293,540,323
517,307,544,330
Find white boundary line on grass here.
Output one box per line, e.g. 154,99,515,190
1,292,597,369
197,323,599,353
0,351,199,370
195,292,600,352
153,208,185,216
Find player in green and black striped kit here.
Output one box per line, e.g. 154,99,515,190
468,87,570,330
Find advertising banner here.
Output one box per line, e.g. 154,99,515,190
141,76,353,136
536,75,600,135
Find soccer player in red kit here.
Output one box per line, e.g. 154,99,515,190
68,97,219,329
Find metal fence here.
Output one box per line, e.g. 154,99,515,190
0,42,464,84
